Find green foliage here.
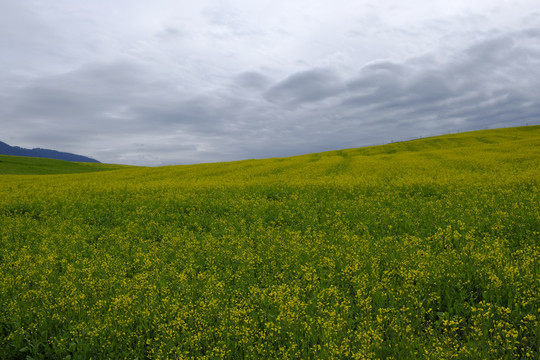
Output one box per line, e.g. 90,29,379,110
1,126,539,359
0,155,130,175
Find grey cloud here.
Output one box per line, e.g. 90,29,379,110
344,61,411,106
3,18,540,166
272,29,537,151
359,61,409,76
234,71,270,90
155,25,189,40
0,3,66,77
5,62,152,125
2,58,287,164
133,95,238,135
264,68,346,106
341,29,540,127
2,61,178,157
465,35,515,61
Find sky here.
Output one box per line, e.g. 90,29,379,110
1,0,539,165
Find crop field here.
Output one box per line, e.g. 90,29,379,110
1,126,539,359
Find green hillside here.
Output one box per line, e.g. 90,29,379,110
1,125,539,359
346,124,540,155
0,155,131,175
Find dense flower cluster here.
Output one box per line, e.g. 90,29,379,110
1,127,539,358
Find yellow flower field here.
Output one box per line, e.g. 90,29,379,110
1,126,539,359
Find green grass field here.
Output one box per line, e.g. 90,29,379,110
0,155,129,175
1,126,539,359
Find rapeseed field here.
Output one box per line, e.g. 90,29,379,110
1,126,539,359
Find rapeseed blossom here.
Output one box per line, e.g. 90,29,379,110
1,126,539,358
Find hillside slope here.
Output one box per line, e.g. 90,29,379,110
0,155,129,175
1,125,539,359
3,125,538,176
133,124,540,183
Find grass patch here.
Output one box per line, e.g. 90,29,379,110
0,155,133,175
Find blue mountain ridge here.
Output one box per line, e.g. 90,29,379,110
0,141,100,163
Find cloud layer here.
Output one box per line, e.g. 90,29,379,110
2,1,540,165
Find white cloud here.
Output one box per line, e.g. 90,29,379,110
1,0,539,165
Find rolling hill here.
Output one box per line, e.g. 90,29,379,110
1,125,539,359
0,155,129,175
0,140,100,163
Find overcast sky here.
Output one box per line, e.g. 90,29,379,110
2,0,539,165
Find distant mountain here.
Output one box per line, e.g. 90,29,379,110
0,141,100,163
